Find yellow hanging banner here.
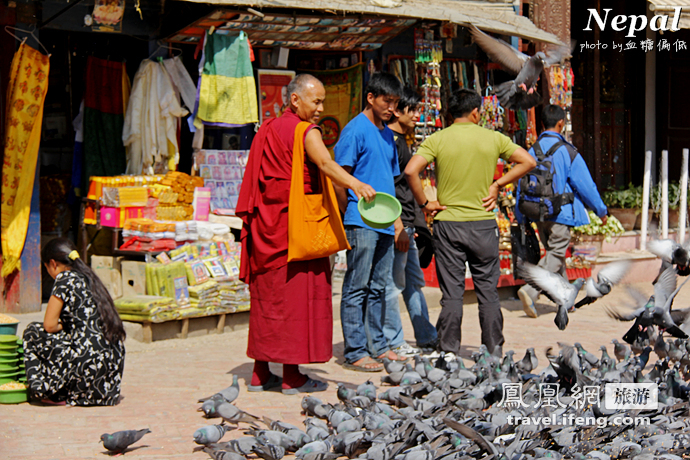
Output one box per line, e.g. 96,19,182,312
1,44,50,276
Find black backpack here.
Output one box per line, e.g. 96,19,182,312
518,133,577,222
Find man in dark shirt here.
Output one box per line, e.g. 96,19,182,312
383,87,438,355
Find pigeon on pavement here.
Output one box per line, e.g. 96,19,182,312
194,424,233,445
100,428,151,454
198,374,240,403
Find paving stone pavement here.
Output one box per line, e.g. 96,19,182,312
1,278,680,459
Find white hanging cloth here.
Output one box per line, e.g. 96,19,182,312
123,60,188,175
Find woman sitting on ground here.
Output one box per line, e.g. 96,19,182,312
23,238,126,405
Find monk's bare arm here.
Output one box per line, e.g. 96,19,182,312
334,182,348,215
305,129,376,204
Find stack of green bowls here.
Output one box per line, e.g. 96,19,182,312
0,335,27,403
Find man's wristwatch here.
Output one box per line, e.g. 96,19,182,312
419,200,429,209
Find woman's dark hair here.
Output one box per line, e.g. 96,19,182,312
42,238,126,344
448,88,482,119
394,86,422,116
541,104,566,130
364,72,403,100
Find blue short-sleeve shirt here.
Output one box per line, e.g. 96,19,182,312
334,113,400,235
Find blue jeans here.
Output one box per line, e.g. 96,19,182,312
383,227,438,348
340,226,394,363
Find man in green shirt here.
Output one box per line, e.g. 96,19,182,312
404,89,535,357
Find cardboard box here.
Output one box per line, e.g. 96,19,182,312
94,267,123,299
121,261,147,296
91,255,123,271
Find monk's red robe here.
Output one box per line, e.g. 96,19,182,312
236,108,333,364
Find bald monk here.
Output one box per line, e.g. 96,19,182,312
237,74,376,394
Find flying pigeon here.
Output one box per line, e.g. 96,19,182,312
518,262,585,330
574,260,631,309
647,239,690,268
607,267,690,341
469,25,571,109
100,428,151,454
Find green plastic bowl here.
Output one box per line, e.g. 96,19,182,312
0,357,18,366
0,323,18,336
0,335,18,344
0,371,20,380
0,364,19,372
0,388,28,404
358,192,402,230
16,338,22,346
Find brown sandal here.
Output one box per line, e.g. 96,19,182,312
342,356,384,372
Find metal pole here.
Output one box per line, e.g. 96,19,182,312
680,149,689,243
641,150,652,251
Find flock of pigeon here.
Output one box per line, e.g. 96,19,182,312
99,238,690,458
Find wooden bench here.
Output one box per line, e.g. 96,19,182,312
134,310,249,343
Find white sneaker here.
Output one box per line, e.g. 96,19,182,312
424,350,442,359
393,342,421,357
518,286,538,318
443,352,457,362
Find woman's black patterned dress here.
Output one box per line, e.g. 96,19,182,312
23,270,125,405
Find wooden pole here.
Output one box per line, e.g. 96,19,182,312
641,150,652,251
680,149,689,243
662,150,669,240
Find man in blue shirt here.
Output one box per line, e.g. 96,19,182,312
516,105,608,318
334,73,408,372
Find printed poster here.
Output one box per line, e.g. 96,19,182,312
308,63,363,152
92,0,125,33
257,70,295,124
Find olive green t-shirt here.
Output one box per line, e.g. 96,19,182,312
415,122,520,222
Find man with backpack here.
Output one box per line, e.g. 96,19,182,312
515,104,608,318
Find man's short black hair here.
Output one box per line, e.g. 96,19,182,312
448,89,482,119
365,72,403,100
542,104,566,129
396,86,422,114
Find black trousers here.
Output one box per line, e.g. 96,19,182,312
433,219,504,354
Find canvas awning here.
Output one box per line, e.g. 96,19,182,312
173,0,565,45
648,0,690,29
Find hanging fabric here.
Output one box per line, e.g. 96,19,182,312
82,57,130,191
123,60,189,175
473,63,481,95
1,43,50,276
162,56,197,113
196,30,258,127
67,100,85,205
